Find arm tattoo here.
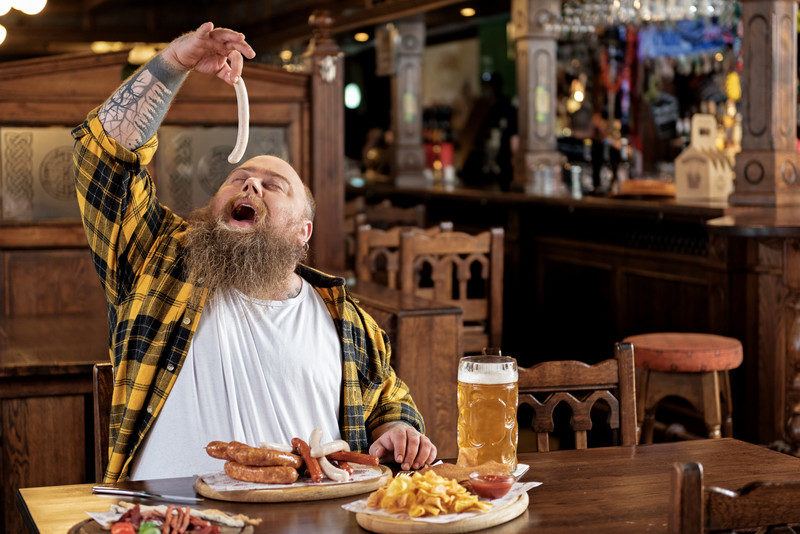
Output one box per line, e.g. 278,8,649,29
98,54,188,150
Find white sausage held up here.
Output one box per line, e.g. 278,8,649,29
228,77,250,164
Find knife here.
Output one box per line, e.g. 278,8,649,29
91,485,204,504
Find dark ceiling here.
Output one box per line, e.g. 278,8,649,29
0,0,510,61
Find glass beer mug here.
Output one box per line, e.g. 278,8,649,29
456,350,518,472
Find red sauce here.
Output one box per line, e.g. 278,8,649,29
468,473,515,499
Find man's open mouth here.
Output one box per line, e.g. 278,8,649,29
231,202,257,223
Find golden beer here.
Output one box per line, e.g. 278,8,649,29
456,355,518,472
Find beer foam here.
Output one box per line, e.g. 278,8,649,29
458,367,518,385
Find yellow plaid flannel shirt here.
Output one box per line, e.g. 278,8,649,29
73,108,424,482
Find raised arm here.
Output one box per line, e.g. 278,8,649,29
99,21,255,149
73,22,255,304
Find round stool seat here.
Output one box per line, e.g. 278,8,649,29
624,333,742,372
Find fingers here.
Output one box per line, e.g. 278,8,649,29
389,430,406,465
228,50,244,82
209,28,256,59
426,443,437,466
369,425,437,470
411,436,435,470
368,440,387,459
401,431,420,471
209,27,246,43
214,57,233,85
196,21,214,37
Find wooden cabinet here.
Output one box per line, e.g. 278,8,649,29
2,391,92,533
352,281,462,458
0,314,107,532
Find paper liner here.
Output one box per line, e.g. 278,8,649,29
342,480,541,524
199,463,383,492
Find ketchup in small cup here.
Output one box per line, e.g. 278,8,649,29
468,472,516,499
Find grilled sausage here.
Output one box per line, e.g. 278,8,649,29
292,437,323,483
205,441,229,460
226,445,302,468
327,450,380,466
224,461,299,484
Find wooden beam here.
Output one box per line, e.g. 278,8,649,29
0,25,182,43
332,0,466,34
248,0,467,50
83,0,114,11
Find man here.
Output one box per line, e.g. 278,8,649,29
74,22,436,482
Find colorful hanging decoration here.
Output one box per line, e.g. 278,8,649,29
599,25,637,122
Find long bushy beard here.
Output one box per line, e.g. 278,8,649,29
183,205,307,298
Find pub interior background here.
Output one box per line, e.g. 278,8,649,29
1,0,800,530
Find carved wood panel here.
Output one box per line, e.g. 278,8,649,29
731,0,800,206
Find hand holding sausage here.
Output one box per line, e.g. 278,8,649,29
161,22,256,85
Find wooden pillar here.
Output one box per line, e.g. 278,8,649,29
304,10,345,270
390,16,426,187
729,0,800,206
511,0,563,191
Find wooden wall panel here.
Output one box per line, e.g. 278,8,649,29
536,255,615,362
1,395,88,533
621,271,711,335
2,250,105,316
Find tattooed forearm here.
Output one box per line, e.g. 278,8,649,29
98,54,188,150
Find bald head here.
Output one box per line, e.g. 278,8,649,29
234,155,314,220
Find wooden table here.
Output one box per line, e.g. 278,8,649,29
18,439,800,533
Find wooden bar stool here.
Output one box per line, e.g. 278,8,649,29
624,333,742,444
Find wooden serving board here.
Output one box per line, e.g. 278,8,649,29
195,465,392,503
68,519,254,534
355,491,529,533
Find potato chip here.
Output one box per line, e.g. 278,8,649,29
366,470,492,517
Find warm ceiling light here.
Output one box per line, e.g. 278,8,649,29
460,7,476,17
279,49,292,62
714,51,724,62
354,32,369,42
13,0,47,15
128,44,159,65
90,41,126,54
0,24,6,45
0,1,11,16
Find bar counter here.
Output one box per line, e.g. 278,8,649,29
349,180,800,452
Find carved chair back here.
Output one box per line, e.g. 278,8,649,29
356,222,453,289
93,362,113,482
670,462,800,533
363,199,426,229
344,218,366,269
344,198,425,270
399,228,503,353
517,342,637,452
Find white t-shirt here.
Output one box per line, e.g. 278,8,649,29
129,279,342,480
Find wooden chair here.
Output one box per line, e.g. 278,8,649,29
399,228,503,353
93,362,113,482
345,197,366,219
363,199,425,229
517,342,637,452
343,212,367,270
670,461,800,533
356,222,453,289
